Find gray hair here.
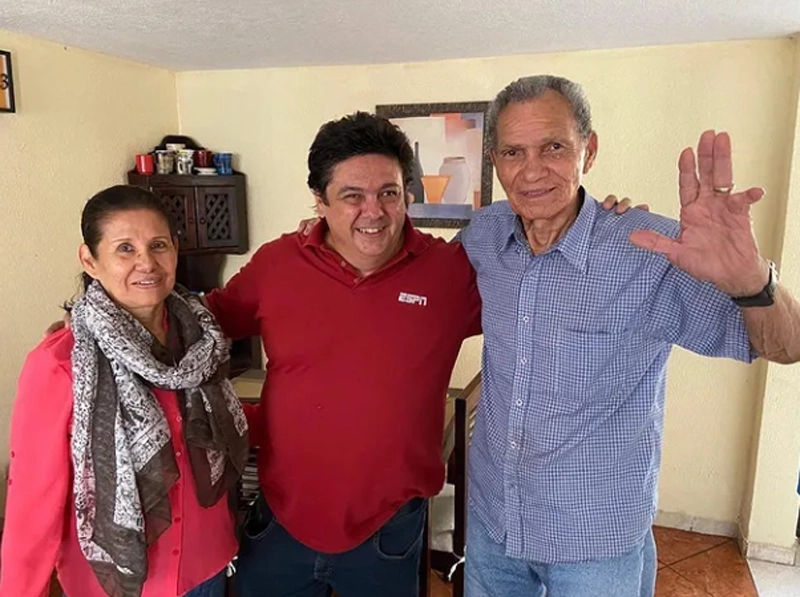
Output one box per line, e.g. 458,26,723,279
486,75,593,149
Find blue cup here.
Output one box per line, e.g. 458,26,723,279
213,152,233,175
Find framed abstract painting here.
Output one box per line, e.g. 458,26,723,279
376,101,493,228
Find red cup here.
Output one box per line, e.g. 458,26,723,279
195,149,213,168
135,153,155,175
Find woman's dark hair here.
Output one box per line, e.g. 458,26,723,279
78,184,176,292
307,112,415,204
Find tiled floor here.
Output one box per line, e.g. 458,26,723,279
430,525,760,596
654,527,757,596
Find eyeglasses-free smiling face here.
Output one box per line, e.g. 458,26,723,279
79,208,178,317
315,153,409,276
492,90,598,225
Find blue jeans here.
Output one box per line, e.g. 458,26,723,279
184,570,227,597
465,506,657,597
234,494,426,597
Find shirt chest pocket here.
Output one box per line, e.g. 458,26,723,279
553,328,632,404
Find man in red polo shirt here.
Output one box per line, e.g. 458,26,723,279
206,112,481,597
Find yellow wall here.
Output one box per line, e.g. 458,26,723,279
176,39,797,528
742,38,800,557
0,30,178,507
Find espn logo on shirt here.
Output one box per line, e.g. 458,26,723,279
398,292,428,307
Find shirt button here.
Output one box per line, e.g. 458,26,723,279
522,316,529,323
510,441,518,449
520,358,527,365
516,399,523,407
10,451,14,458
175,451,182,458
174,516,182,523
176,415,182,423
172,549,179,556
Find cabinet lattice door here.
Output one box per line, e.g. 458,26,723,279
196,186,239,250
151,186,198,250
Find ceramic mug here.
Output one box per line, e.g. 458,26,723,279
155,150,174,174
176,149,194,175
135,153,154,175
213,152,233,175
195,149,213,168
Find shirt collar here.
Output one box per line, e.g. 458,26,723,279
511,187,596,274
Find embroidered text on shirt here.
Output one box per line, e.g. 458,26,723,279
398,292,428,307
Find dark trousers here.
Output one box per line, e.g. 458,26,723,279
185,570,227,597
234,494,426,597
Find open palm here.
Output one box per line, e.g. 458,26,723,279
629,131,768,297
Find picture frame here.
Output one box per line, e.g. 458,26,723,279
376,101,493,228
0,50,16,113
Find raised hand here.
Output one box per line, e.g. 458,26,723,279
629,130,769,297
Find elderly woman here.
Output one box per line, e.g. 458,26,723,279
0,185,249,597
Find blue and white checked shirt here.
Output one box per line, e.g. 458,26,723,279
459,191,755,564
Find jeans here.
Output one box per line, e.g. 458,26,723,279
184,569,227,597
465,505,657,597
234,494,426,597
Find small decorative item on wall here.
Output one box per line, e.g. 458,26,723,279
376,101,493,228
0,50,15,113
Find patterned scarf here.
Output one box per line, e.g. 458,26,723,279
70,281,249,597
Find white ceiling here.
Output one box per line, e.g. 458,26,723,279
1,0,799,71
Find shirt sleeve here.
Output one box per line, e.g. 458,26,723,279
645,262,756,363
205,246,268,340
459,246,482,338
466,286,482,337
0,347,73,597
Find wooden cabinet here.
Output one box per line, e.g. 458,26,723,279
127,172,248,255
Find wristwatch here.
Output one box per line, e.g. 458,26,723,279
732,260,778,308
